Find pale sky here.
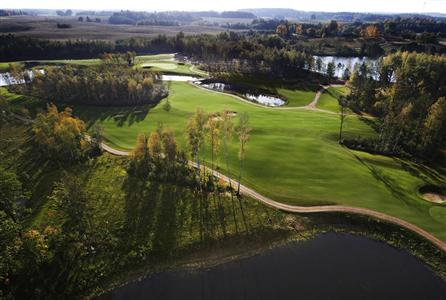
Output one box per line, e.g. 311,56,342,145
4,0,446,14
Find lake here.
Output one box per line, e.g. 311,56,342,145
197,81,285,107
314,56,379,78
102,232,446,300
0,70,44,87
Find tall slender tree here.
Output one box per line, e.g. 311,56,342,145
206,115,221,176
236,113,251,195
338,96,348,143
221,110,234,187
421,97,446,155
186,108,207,178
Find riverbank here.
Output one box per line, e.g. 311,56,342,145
102,233,446,300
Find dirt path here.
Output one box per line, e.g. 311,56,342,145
100,142,130,156
305,84,345,109
190,82,339,114
10,110,445,252
99,143,446,253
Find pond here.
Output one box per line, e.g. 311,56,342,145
197,81,285,107
0,70,44,87
101,233,446,300
313,56,379,78
1,72,198,86
161,75,199,82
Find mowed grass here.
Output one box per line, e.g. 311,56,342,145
73,82,446,242
278,87,317,107
6,53,208,76
140,61,205,76
317,86,349,112
223,74,319,107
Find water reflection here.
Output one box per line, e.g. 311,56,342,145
103,233,446,300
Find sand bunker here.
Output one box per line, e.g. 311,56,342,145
422,193,446,204
420,185,446,204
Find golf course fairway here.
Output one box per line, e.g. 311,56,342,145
74,81,446,242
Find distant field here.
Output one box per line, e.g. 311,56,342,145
0,16,236,40
201,17,255,24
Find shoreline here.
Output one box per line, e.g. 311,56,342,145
92,211,446,299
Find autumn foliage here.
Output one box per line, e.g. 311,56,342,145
32,104,97,162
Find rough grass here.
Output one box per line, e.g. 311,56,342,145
0,87,45,116
72,81,446,242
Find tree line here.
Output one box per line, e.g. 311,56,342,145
13,63,167,106
343,51,446,160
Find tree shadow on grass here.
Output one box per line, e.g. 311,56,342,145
12,138,66,224
71,103,158,129
397,159,446,186
351,151,414,207
151,185,180,256
121,177,160,250
358,116,380,132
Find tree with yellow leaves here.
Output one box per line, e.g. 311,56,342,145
206,115,221,176
161,129,178,162
362,25,380,38
421,97,446,155
221,109,234,187
32,104,93,162
236,113,251,195
148,131,162,160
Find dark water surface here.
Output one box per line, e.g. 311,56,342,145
103,233,446,300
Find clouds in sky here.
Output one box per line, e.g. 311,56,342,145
4,0,446,13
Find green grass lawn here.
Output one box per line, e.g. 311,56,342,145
140,61,205,76
317,86,349,112
278,87,317,107
72,81,446,242
222,74,319,107
3,54,208,77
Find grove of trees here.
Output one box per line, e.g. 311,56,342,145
17,64,167,106
32,104,100,162
346,51,446,159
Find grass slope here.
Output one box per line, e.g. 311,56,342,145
73,82,446,242
224,75,319,107
317,86,349,112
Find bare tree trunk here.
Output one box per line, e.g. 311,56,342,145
237,156,243,195
225,146,232,189
339,107,345,143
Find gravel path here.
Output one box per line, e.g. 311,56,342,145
10,106,445,252
100,143,446,253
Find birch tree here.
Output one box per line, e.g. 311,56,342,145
237,113,251,195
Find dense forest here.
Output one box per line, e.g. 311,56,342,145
345,51,446,160
0,33,340,76
2,19,446,63
12,64,167,106
241,8,446,22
